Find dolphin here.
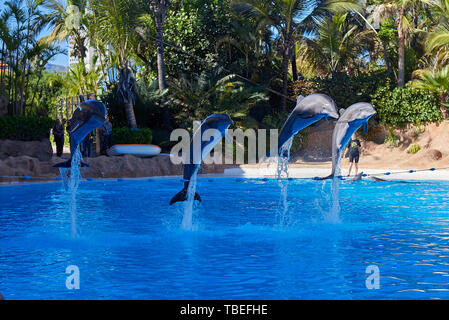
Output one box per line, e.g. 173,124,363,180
347,172,364,182
53,100,107,168
321,102,376,179
169,113,233,205
278,93,339,156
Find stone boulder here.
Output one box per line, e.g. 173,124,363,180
295,121,334,161
83,154,184,178
0,139,53,161
0,156,41,176
365,125,387,144
426,149,442,161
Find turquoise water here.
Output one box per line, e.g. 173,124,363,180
1,177,449,299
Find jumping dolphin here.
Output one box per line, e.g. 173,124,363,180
278,93,339,156
169,113,233,205
53,100,107,168
321,102,376,179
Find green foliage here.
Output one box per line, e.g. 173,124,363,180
291,71,388,108
0,116,54,141
413,123,425,138
102,80,163,129
163,0,233,75
168,67,268,130
408,143,421,154
297,13,372,75
371,84,442,125
25,71,65,117
384,128,400,148
110,127,152,145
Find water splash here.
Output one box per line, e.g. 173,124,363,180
69,146,82,237
325,157,341,224
69,145,82,192
181,173,198,230
276,137,293,226
276,178,290,226
59,168,69,191
58,145,82,237
276,137,293,179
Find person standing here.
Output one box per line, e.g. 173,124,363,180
347,134,361,176
84,133,93,157
102,118,112,155
52,119,65,157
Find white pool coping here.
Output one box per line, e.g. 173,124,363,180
218,166,449,181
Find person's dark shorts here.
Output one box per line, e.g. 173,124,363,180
349,152,359,163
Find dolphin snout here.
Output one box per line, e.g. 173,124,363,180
328,109,340,120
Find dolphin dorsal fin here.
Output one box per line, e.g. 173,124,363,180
339,108,345,116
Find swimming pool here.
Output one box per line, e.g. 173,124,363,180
1,177,449,299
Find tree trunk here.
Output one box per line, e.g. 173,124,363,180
155,12,171,129
124,100,138,128
118,66,137,128
397,6,405,87
281,48,289,112
291,47,298,81
381,41,394,81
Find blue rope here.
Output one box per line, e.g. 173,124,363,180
0,175,60,181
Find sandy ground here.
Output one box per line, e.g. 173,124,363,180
220,121,449,180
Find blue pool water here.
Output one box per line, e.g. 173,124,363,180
2,177,449,299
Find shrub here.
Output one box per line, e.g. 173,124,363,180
291,71,388,109
384,127,400,148
371,85,441,125
0,115,54,141
110,127,153,145
408,143,421,154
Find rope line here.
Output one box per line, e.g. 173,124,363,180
2,166,449,182
313,166,449,180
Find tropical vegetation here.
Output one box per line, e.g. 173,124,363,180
1,0,449,147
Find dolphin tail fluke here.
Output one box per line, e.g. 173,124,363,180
52,160,72,168
169,187,201,205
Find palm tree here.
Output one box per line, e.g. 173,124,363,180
216,18,274,79
41,0,89,63
232,0,360,111
376,0,428,86
424,0,449,68
149,0,171,129
411,65,449,118
168,67,267,129
0,0,50,115
90,0,144,129
296,13,371,76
